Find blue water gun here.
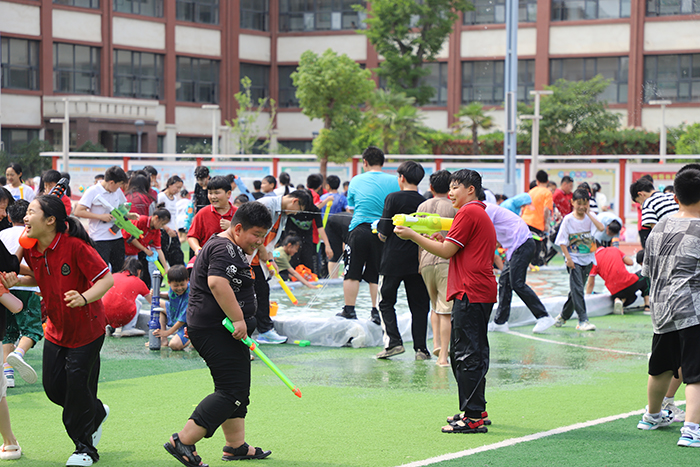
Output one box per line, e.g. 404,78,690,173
183,200,195,231
233,176,254,201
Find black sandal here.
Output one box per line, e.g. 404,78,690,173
164,433,208,467
222,443,271,461
446,411,492,425
442,418,489,434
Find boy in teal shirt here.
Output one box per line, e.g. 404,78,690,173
153,265,190,350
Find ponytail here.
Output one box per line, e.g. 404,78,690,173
153,208,171,223
35,195,96,248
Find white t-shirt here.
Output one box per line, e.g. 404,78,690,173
555,212,600,266
0,225,39,292
79,183,127,241
4,184,36,202
157,191,180,231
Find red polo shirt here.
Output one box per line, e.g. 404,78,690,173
23,233,109,348
553,188,573,217
123,215,162,256
589,247,638,295
187,202,236,248
445,200,498,303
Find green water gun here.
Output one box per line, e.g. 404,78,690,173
392,212,453,235
222,317,302,398
95,194,144,238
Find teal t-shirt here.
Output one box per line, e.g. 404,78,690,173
347,171,400,231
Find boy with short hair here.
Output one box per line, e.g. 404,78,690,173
395,169,497,433
586,243,649,314
273,236,318,288
192,166,211,213
187,176,236,256
638,166,700,447
260,176,277,196
554,188,605,331
319,175,348,214
153,265,190,351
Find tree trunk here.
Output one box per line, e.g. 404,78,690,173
320,155,328,180
472,124,479,155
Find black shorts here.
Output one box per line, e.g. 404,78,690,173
344,223,384,283
611,272,649,306
325,213,352,262
648,323,700,384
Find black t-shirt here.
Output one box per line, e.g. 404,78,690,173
325,212,352,243
193,184,210,213
377,190,426,275
285,204,322,241
186,234,256,329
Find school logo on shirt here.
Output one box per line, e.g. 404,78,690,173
226,265,238,278
226,243,237,259
61,263,71,276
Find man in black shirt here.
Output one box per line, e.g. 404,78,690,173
375,161,431,360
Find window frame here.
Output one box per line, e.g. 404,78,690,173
113,0,164,17
549,56,629,103
423,62,449,107
551,0,631,21
1,37,40,91
643,53,700,103
0,129,41,156
646,0,700,16
240,63,271,105
461,59,535,105
53,43,101,95
279,0,366,33
176,56,220,104
53,0,100,8
278,65,299,108
176,0,220,25
241,0,269,31
113,49,165,100
463,0,537,25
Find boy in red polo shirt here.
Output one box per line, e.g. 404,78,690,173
187,176,236,256
123,208,171,275
395,169,497,434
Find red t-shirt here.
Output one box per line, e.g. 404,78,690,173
123,215,161,256
589,247,638,295
23,233,109,348
445,200,498,303
102,272,150,318
187,202,236,248
553,188,572,217
126,191,155,216
61,195,72,215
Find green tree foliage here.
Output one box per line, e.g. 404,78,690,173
183,142,213,154
0,138,54,178
363,89,425,154
76,141,107,152
356,0,470,106
226,76,277,155
518,75,621,155
676,123,700,155
452,102,494,155
292,49,375,176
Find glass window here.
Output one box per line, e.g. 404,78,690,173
279,65,299,108
176,0,219,25
551,0,630,20
463,0,537,25
176,136,212,153
461,59,534,105
240,63,270,104
549,57,628,103
647,0,700,16
423,62,448,106
0,129,40,156
176,57,219,103
114,0,163,17
1,38,40,90
53,0,100,8
53,43,100,95
279,0,366,32
644,54,700,103
278,139,313,153
241,0,269,31
113,50,164,99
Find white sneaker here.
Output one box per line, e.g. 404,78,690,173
256,329,288,344
662,399,686,422
119,328,146,337
3,370,14,388
487,321,510,333
92,404,109,447
554,315,566,327
533,316,556,334
613,298,624,315
678,426,700,447
66,452,93,466
637,410,673,430
6,352,37,384
576,321,596,331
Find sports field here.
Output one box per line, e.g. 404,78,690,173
6,310,696,466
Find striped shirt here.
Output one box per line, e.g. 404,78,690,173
641,191,679,228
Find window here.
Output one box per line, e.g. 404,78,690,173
176,136,212,153
0,129,40,156
647,0,700,16
461,59,535,105
240,63,270,104
423,62,448,106
53,43,100,95
53,0,100,8
114,0,163,17
176,57,219,103
113,133,138,153
463,0,537,25
279,0,366,32
1,38,40,90
550,57,628,103
113,50,164,99
241,0,269,31
644,54,700,103
278,140,313,153
176,0,219,25
279,65,299,108
551,0,630,20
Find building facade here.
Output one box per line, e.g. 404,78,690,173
1,0,699,155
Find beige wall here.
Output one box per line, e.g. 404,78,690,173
1,94,42,126
0,1,40,36
276,112,324,138
277,35,367,63
239,34,271,63
549,24,629,55
641,107,700,131
644,21,700,52
461,28,537,58
53,10,101,43
175,25,221,57
175,106,220,135
113,17,165,50
419,110,449,131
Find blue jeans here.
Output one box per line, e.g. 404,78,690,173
561,262,593,323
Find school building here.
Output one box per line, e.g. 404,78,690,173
1,0,699,156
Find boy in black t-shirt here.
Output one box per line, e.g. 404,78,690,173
375,161,431,360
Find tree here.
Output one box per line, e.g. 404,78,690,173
363,89,425,153
0,138,54,178
292,49,375,177
357,0,470,106
518,75,621,155
675,123,700,155
226,76,277,155
452,102,494,155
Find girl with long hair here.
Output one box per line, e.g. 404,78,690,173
4,163,35,203
157,175,185,266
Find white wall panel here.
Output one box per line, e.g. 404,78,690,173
461,28,536,58
549,24,629,55
53,10,101,43
0,2,40,36
239,34,271,62
175,25,220,56
1,94,42,126
113,17,165,50
645,21,700,52
277,35,366,62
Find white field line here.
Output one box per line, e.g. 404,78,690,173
398,401,685,467
505,330,648,356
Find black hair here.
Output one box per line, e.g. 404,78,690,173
6,163,23,183
571,188,590,202
207,176,232,193
296,184,305,190
0,187,14,208
133,169,149,179
607,219,622,235
0,176,5,186
153,208,171,222
362,146,385,167
678,163,700,174
279,172,291,185
477,189,486,201
7,199,28,224
283,235,302,246
326,175,341,190
164,175,183,190
674,167,700,206
640,174,654,182
629,178,655,201
577,181,591,193
449,169,482,196
561,175,573,184
529,180,537,190
143,165,158,176
287,189,312,211
224,174,236,185
104,166,129,184
495,194,508,203
39,170,62,195
94,174,104,181
536,170,548,183
194,166,210,180
397,160,425,186
34,195,95,248
636,249,644,266
167,264,189,283
253,180,261,190
231,201,272,231
120,257,143,277
262,175,277,189
591,182,601,196
126,174,154,201
234,194,249,205
429,170,451,195
180,188,189,198
307,173,323,190
663,185,674,194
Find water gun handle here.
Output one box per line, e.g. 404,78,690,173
148,270,162,350
112,204,144,238
266,260,298,305
392,213,453,235
183,201,195,231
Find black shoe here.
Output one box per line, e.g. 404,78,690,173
336,308,357,319
370,308,381,326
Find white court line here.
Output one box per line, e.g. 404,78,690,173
505,330,648,357
398,402,684,467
